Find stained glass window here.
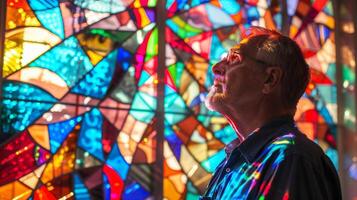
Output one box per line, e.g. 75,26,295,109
334,0,357,198
0,0,341,199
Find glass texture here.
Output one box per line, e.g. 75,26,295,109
0,0,338,199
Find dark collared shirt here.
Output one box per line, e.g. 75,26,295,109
201,117,341,200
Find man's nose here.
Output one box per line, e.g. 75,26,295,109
212,61,225,75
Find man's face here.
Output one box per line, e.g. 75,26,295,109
205,44,266,114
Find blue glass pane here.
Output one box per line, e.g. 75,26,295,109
106,144,129,179
165,127,183,158
210,34,226,62
34,8,65,39
28,0,58,10
316,24,331,43
117,47,132,71
166,0,175,9
73,173,91,200
165,113,186,126
325,147,338,169
273,13,282,30
164,87,188,125
165,86,187,113
246,6,260,23
73,0,127,13
326,63,336,82
201,149,225,173
49,116,82,153
165,88,191,122
219,0,241,15
2,81,57,134
190,0,210,7
123,182,150,200
30,36,93,87
324,2,333,16
186,181,200,199
78,108,104,161
72,51,117,99
316,85,337,104
213,125,237,144
103,173,111,200
130,92,156,123
178,0,189,8
311,88,335,125
3,81,56,101
287,0,299,16
138,70,151,87
189,92,205,108
206,4,235,29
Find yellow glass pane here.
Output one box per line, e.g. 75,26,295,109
188,142,208,162
168,174,186,193
3,38,23,77
138,8,151,27
76,33,114,65
19,164,47,189
182,81,200,106
28,125,50,150
0,181,32,200
186,55,209,86
19,173,38,189
41,132,77,183
4,27,61,77
6,2,41,30
163,178,182,200
86,50,106,65
179,145,212,193
164,146,186,199
296,122,315,140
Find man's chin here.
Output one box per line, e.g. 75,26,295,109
205,92,225,112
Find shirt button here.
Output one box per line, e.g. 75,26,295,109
225,168,231,173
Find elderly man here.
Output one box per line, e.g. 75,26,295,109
201,27,341,199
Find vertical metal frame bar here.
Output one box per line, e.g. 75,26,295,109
351,0,357,198
332,0,345,197
154,0,166,199
281,0,289,35
352,0,357,133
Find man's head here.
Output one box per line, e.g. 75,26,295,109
205,26,310,116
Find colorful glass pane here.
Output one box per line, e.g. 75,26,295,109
1,0,338,199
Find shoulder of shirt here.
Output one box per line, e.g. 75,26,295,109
271,128,329,165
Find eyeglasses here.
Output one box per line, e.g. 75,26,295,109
225,48,268,66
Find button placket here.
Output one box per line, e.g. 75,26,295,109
225,167,231,173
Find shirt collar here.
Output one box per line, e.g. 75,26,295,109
225,138,241,156
229,115,295,163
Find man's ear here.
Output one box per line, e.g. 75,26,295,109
262,66,282,94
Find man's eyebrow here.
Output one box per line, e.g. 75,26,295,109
229,48,267,66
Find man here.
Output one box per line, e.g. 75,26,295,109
201,26,342,200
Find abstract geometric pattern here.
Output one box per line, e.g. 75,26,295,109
0,0,337,199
